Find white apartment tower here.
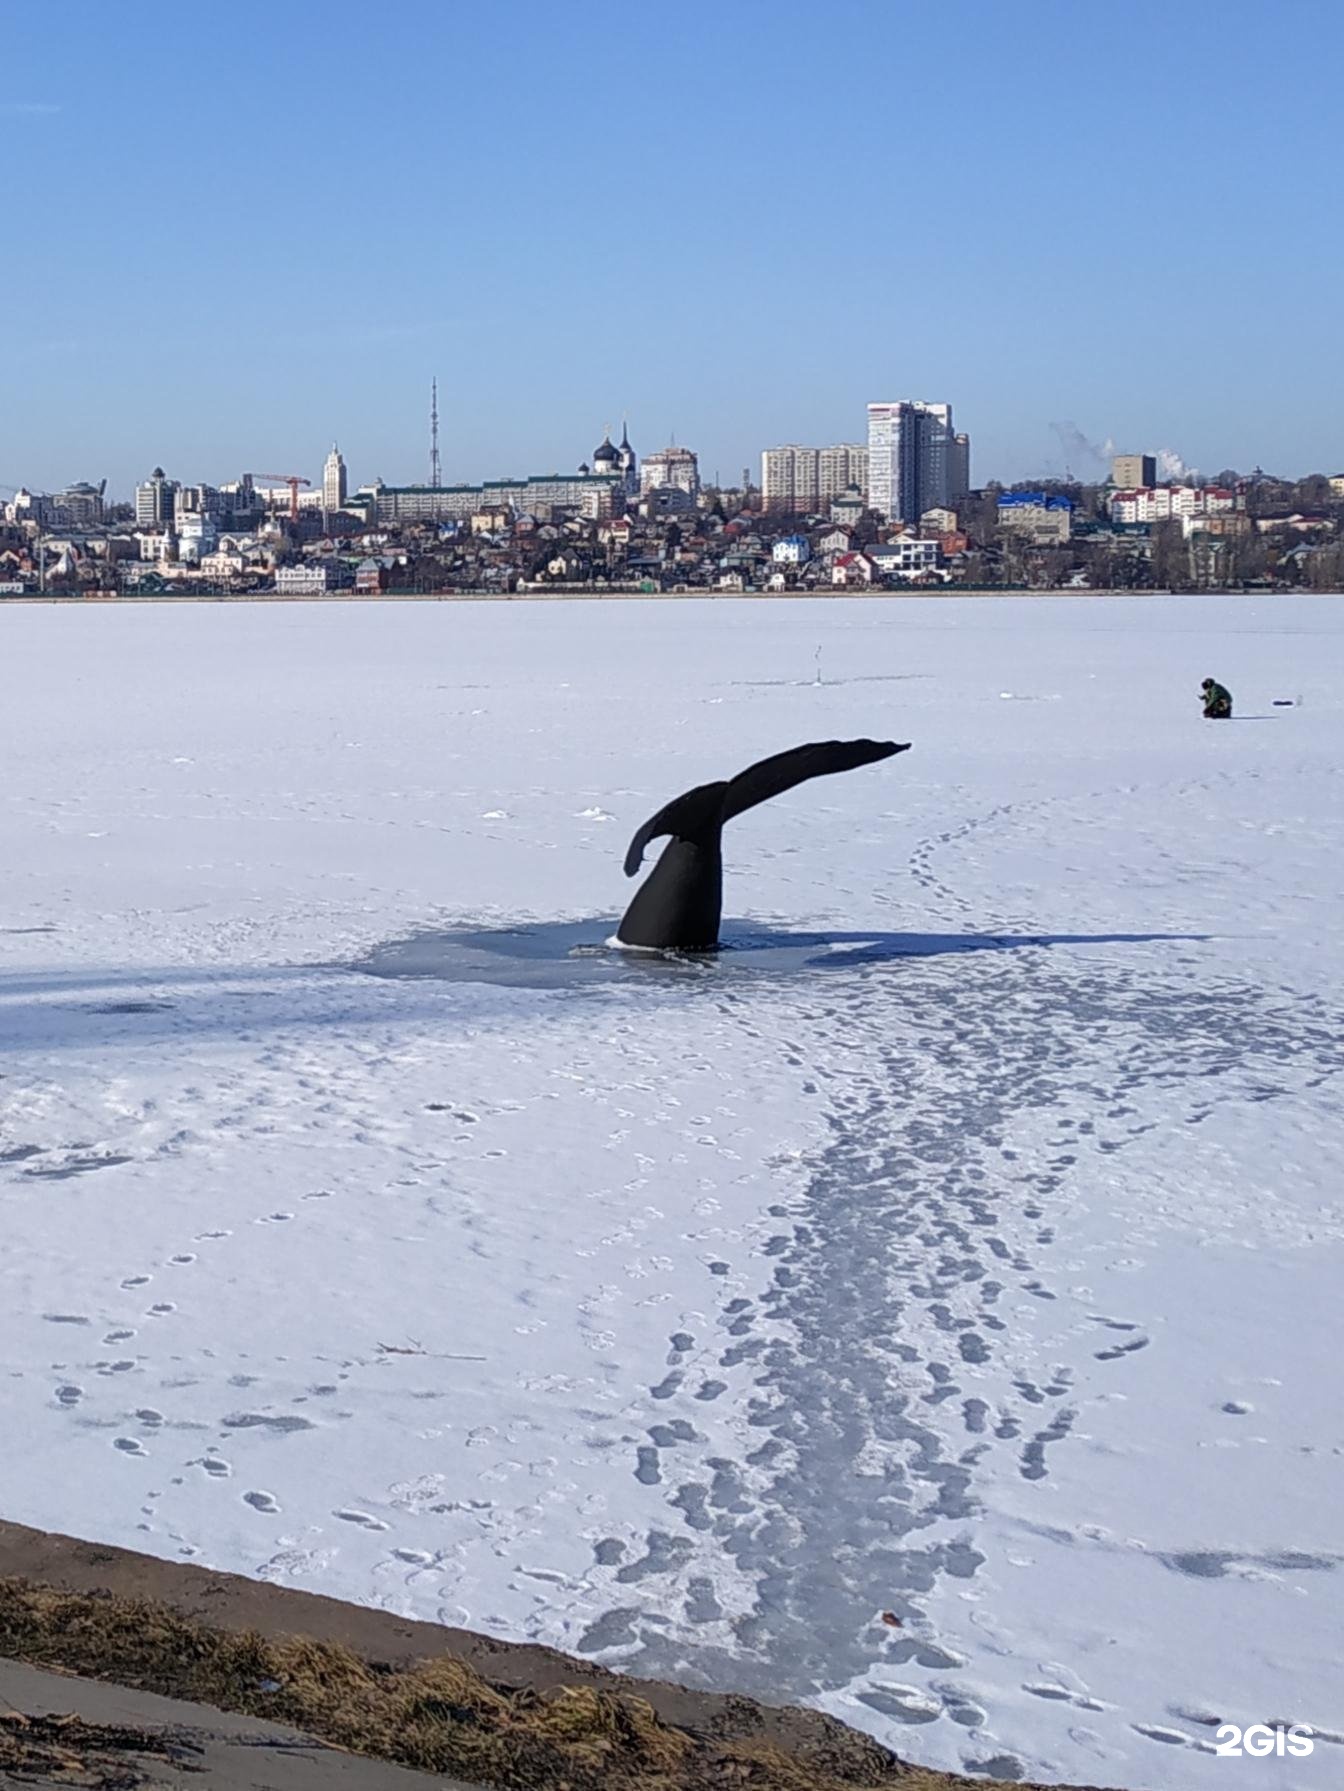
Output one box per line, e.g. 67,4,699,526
323,444,348,512
867,401,969,521
135,467,179,528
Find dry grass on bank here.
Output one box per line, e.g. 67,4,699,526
0,1577,1081,1791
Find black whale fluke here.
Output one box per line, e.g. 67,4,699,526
616,738,911,952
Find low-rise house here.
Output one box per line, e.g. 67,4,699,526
274,559,351,595
1254,512,1334,535
200,549,247,579
772,534,811,564
354,557,391,594
830,551,875,586
870,537,941,580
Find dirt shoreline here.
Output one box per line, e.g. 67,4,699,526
0,1518,1114,1790
2,586,1214,606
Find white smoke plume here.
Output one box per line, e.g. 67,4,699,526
1050,421,1117,478
1156,447,1197,483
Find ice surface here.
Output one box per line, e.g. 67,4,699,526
1,594,1341,1788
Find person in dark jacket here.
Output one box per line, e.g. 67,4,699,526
1200,677,1232,719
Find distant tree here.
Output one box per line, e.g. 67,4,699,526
1305,541,1344,590
1151,521,1190,590
1291,474,1330,510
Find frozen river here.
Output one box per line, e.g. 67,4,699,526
2,594,1341,1786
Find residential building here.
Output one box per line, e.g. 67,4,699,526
135,468,179,528
639,485,697,517
357,471,622,525
919,506,958,537
761,446,819,514
274,561,351,596
829,485,865,526
136,530,176,563
867,401,967,521
1189,510,1252,539
820,443,868,503
218,476,261,528
54,481,106,526
640,444,700,499
1112,453,1157,488
323,444,348,512
175,483,224,525
830,551,876,586
869,537,940,579
1107,485,1242,525
997,492,1073,544
761,443,868,514
772,534,811,564
199,549,247,580
4,488,54,527
949,433,970,503
354,557,391,594
1329,474,1344,498
176,511,218,563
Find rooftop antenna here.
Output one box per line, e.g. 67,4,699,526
430,378,441,489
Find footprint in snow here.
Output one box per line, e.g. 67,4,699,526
333,1509,388,1530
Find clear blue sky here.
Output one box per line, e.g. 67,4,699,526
4,0,1340,498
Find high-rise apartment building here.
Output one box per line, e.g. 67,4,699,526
135,469,178,527
640,445,700,498
761,446,819,513
949,433,970,505
1111,452,1156,489
761,443,868,514
56,480,106,526
323,444,348,512
866,401,969,521
819,443,868,504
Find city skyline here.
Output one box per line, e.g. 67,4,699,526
4,0,1341,492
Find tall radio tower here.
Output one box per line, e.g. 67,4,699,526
429,377,441,489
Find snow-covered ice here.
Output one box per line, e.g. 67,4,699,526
2,594,1341,1788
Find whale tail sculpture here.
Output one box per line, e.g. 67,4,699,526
616,738,910,951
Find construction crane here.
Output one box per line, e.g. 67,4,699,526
255,473,312,523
